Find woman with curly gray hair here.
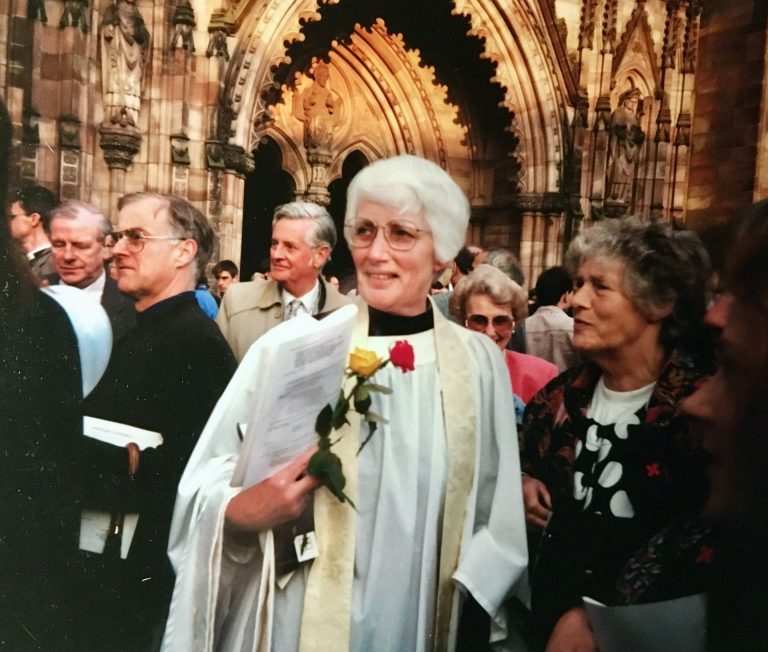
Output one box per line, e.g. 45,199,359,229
520,216,713,650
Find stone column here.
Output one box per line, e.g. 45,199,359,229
99,126,141,218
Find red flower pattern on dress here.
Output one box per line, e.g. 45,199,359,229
645,462,661,477
390,340,415,372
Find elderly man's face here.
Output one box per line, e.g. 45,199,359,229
112,197,185,310
269,218,328,296
50,212,107,289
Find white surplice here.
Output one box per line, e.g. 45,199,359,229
162,304,528,652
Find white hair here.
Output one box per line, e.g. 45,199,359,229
344,154,469,263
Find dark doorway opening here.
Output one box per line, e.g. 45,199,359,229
241,138,295,280
328,150,369,292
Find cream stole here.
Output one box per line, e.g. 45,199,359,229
299,302,477,652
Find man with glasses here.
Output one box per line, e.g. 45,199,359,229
79,192,236,651
7,183,58,284
50,200,136,341
216,201,351,361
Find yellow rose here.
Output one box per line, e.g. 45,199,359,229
348,347,384,377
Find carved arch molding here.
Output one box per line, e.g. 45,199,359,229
211,0,574,206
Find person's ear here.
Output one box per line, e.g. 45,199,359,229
312,245,330,269
647,301,674,323
433,259,451,274
28,212,41,228
174,238,198,268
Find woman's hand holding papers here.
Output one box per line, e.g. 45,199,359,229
225,446,319,533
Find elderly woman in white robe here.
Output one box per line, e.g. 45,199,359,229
162,154,528,652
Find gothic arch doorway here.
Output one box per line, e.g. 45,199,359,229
327,150,369,289
241,138,295,280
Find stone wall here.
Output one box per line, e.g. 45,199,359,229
687,1,767,228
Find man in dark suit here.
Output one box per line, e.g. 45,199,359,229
78,193,236,651
7,183,59,284
50,200,136,341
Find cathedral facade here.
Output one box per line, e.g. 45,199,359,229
2,0,765,283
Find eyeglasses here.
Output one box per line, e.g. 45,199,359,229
7,212,28,220
345,218,431,252
107,228,182,253
465,314,514,332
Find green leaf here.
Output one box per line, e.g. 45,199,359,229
307,450,356,509
365,383,393,395
354,394,372,415
364,411,388,424
331,398,351,430
357,421,377,455
315,403,333,438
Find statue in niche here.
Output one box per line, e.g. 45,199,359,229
28,0,48,23
606,87,645,203
206,29,229,61
59,0,90,32
100,0,150,127
169,0,196,53
292,62,342,151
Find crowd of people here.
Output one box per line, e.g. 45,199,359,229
2,91,767,651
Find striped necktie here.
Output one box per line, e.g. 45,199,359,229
284,298,303,321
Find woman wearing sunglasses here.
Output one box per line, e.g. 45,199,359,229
450,264,558,424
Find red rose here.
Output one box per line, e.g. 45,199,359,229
389,340,415,373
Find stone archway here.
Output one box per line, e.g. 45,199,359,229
241,137,296,280
208,0,573,278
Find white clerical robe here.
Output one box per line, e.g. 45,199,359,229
162,303,528,652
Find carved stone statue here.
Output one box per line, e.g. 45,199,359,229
100,0,150,127
206,29,229,61
169,0,196,53
606,88,645,202
59,0,90,32
28,0,48,23
292,62,342,151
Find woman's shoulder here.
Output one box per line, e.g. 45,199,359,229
506,350,559,375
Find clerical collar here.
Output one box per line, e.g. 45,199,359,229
368,303,434,336
137,291,195,320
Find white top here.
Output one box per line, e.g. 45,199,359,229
350,331,447,650
586,376,656,425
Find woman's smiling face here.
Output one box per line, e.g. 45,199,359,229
351,199,445,317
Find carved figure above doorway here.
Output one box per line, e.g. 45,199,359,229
292,62,344,153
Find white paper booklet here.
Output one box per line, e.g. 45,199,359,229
232,303,359,488
583,593,707,652
83,415,164,450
